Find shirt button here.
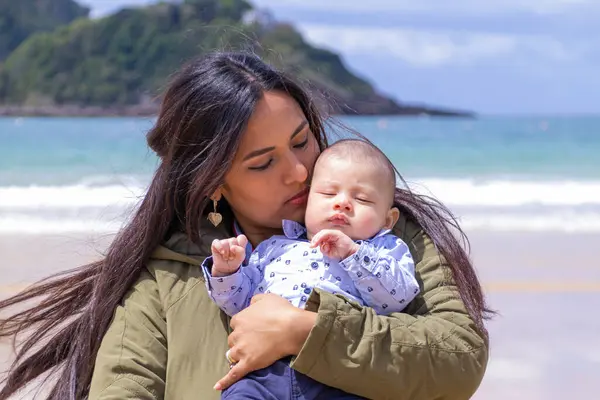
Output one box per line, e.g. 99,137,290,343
304,288,311,294
311,262,319,269
363,256,370,264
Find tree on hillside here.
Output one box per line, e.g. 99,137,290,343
0,0,89,60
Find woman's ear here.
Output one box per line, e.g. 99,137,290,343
211,189,222,202
385,207,400,230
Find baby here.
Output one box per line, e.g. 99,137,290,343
202,139,420,399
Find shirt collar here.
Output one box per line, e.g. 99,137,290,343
282,220,307,239
232,220,244,237
373,228,392,238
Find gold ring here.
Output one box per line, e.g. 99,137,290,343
225,349,237,365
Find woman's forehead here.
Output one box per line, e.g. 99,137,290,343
238,92,307,150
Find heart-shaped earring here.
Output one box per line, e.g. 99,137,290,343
207,198,222,227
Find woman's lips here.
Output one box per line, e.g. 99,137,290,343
286,187,310,205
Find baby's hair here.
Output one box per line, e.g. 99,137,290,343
318,138,397,202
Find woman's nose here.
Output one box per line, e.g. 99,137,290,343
283,154,309,185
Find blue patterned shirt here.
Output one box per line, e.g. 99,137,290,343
201,220,420,316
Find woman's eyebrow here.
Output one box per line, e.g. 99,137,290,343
242,146,275,161
242,120,309,161
290,120,308,140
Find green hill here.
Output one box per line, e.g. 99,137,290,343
0,0,89,60
0,0,472,117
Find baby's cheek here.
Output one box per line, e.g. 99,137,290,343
355,212,384,236
304,207,323,235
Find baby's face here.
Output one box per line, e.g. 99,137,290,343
305,154,397,240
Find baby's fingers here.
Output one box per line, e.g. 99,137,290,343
310,230,333,247
231,245,246,262
218,240,232,259
211,239,225,256
235,234,248,249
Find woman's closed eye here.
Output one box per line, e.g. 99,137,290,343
249,136,309,171
293,137,309,149
249,159,273,171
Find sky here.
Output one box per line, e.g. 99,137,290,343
80,0,600,115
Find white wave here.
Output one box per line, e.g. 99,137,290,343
0,184,147,208
2,211,600,234
1,178,600,234
409,178,600,207
2,178,599,210
0,215,123,234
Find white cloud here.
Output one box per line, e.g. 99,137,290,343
81,0,598,18
81,0,599,18
296,24,574,67
80,0,156,17
251,0,595,15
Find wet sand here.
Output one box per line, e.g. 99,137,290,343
1,230,599,399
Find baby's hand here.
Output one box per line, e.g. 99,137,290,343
310,229,359,260
211,235,248,277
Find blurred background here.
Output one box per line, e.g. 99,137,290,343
1,1,599,399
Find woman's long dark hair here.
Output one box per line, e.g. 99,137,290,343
0,51,491,400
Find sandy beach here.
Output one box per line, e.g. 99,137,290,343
1,230,599,399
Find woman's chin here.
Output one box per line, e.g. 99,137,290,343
281,206,307,223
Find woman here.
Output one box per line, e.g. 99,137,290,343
0,52,491,400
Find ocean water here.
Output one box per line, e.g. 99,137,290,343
1,115,598,234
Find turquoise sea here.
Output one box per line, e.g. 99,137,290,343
1,115,598,233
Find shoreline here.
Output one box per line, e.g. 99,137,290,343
0,105,475,118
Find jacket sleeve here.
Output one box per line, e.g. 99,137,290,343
290,218,489,400
339,235,419,315
88,269,167,400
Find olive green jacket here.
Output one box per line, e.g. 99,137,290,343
88,214,488,400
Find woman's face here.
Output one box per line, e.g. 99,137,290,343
219,90,320,239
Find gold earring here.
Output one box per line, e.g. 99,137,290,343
207,198,223,227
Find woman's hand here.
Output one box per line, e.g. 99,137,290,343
214,293,317,391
